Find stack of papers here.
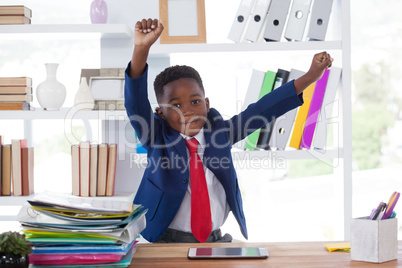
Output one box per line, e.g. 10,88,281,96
16,192,147,267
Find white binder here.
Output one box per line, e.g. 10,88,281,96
228,0,257,43
269,69,305,150
284,0,313,41
313,67,341,149
263,0,292,42
244,0,271,42
307,0,334,41
236,69,266,150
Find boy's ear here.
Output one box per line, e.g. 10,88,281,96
205,97,210,112
155,107,165,119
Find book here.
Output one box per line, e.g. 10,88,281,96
0,77,32,87
106,144,117,196
301,69,330,149
0,86,32,94
289,82,317,149
0,5,32,17
0,94,32,102
90,144,98,197
245,70,276,150
1,144,11,196
0,15,31,25
71,145,80,196
21,147,34,196
97,143,108,196
0,102,31,111
79,142,91,197
0,135,2,196
11,139,27,196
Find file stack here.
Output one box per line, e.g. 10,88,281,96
228,0,334,43
17,192,147,267
0,77,33,110
241,66,342,151
0,5,32,25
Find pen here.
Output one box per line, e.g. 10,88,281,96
371,202,386,220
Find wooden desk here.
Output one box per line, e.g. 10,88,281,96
130,241,402,267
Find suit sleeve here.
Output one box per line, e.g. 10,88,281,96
124,62,159,150
228,79,304,145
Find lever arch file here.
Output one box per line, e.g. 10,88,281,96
301,69,330,149
244,0,271,42
284,0,313,41
228,0,257,43
313,67,341,149
256,69,289,150
306,0,334,41
269,69,305,150
263,0,292,42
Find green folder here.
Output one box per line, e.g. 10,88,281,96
245,70,276,150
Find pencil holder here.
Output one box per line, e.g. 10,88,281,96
351,217,398,263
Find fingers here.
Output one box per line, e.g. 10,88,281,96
135,18,160,33
315,51,334,69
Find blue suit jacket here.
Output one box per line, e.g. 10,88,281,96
124,64,303,242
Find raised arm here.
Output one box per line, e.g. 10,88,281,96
294,51,333,95
129,18,164,78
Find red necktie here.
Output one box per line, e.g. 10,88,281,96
185,138,212,243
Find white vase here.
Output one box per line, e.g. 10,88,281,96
36,63,66,111
74,77,95,110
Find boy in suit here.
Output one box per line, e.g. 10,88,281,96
125,18,333,243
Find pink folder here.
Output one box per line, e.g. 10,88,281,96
301,69,330,149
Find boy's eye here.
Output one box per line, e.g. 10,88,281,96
171,104,180,108
192,100,201,105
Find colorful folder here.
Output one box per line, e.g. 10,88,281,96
301,69,330,149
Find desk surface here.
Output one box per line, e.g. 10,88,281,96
130,241,402,267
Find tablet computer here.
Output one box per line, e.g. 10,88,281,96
188,247,269,259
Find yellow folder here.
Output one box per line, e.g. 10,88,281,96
289,82,316,149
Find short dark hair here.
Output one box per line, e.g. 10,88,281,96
153,65,204,100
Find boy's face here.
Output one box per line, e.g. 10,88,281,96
155,78,210,137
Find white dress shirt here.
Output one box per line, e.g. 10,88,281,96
169,128,230,233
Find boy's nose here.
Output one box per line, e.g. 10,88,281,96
181,104,193,115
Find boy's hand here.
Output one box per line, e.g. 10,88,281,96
293,51,334,95
135,18,164,48
306,51,334,82
130,18,164,78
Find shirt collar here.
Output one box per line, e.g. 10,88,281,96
180,128,206,147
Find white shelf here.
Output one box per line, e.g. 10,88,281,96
150,41,342,55
0,108,128,120
0,24,133,39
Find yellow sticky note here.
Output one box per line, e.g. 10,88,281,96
324,242,351,252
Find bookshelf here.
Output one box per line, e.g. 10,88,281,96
0,0,352,240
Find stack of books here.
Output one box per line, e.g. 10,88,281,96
17,192,147,267
0,136,34,196
0,5,32,25
0,77,33,110
71,142,117,197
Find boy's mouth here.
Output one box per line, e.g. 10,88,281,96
182,119,200,125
